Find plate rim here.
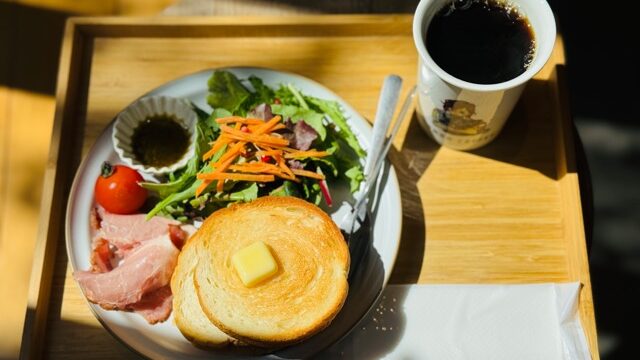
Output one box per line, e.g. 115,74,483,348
65,66,403,358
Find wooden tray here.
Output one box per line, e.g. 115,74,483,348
20,15,597,359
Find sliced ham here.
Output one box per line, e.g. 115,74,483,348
78,208,198,324
128,286,173,324
97,206,179,252
74,234,179,310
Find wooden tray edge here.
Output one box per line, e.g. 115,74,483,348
552,65,599,359
19,18,91,360
70,14,414,38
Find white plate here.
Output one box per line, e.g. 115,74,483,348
66,67,402,359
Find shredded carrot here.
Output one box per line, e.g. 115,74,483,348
255,150,282,158
270,145,300,153
216,116,265,125
215,116,243,123
197,114,332,195
197,172,275,182
292,168,325,180
216,178,224,193
202,148,217,161
270,123,287,131
229,163,280,172
212,154,251,193
215,141,246,166
276,173,301,182
249,123,286,132
277,157,295,178
284,150,330,159
196,179,213,197
247,123,286,132
220,125,290,146
214,155,240,192
252,115,282,134
202,136,231,161
214,153,239,172
229,162,270,168
232,159,304,182
223,134,289,147
197,151,240,196
204,116,283,162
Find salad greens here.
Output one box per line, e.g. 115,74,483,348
141,70,365,220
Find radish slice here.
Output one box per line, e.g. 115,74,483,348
317,167,332,207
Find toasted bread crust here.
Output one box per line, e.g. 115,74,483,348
171,236,236,348
192,196,349,347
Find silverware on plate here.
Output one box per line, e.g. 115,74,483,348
344,76,417,278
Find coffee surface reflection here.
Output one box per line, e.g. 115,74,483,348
426,0,535,85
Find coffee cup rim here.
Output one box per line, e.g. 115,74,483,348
413,0,557,92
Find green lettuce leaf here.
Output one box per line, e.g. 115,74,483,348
270,181,301,197
344,164,364,193
139,159,197,199
286,83,309,109
228,183,259,202
145,180,199,220
206,70,250,113
301,178,322,205
305,97,366,157
244,76,275,110
311,156,339,177
275,84,303,108
200,108,228,142
145,146,225,219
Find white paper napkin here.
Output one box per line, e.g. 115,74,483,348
321,283,591,360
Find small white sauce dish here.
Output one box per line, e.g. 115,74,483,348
112,96,197,175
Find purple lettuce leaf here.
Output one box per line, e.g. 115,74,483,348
283,119,318,151
248,103,273,121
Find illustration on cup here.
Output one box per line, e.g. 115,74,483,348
431,99,489,136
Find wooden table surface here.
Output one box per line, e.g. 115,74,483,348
1,1,597,360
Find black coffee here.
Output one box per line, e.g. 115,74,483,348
426,0,535,84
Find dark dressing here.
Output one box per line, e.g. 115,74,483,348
132,115,189,167
426,0,535,84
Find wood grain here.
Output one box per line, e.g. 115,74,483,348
1,3,178,358
20,16,598,359
14,0,175,15
20,19,92,360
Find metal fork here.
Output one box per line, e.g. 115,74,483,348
345,83,417,278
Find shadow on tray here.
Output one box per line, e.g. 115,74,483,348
468,79,558,180
387,112,439,284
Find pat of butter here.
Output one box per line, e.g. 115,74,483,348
232,241,278,287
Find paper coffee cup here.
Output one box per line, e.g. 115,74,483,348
413,0,556,150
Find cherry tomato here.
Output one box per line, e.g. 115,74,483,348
95,162,147,214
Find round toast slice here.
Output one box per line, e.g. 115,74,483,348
193,196,349,347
